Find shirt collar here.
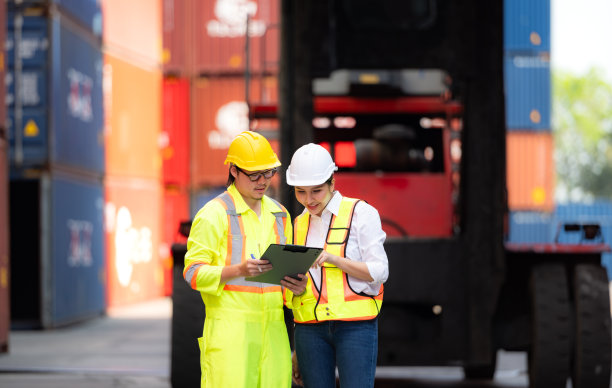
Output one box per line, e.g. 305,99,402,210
227,183,278,215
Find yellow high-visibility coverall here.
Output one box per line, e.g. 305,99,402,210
184,184,293,388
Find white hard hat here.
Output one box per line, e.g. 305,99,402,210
286,143,338,186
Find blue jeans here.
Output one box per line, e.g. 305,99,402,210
294,318,378,388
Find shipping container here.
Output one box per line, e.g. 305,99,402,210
190,186,227,217
163,0,280,76
104,53,162,180
102,0,162,67
507,210,554,243
504,0,550,52
555,201,612,278
7,10,105,173
8,0,102,36
191,76,278,187
105,176,163,307
162,77,190,186
506,131,555,211
10,170,105,328
0,0,8,352
161,186,189,296
504,52,551,130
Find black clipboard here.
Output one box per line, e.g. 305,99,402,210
245,244,322,285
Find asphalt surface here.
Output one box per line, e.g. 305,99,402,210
0,298,172,388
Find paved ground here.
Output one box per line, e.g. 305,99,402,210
0,298,173,388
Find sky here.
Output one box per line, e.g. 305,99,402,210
551,0,612,81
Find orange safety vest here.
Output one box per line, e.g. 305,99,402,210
292,197,383,323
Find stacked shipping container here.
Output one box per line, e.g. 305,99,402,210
102,0,166,306
161,0,281,272
6,1,106,328
504,0,555,243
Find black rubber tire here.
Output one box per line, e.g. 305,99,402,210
571,264,611,388
528,263,571,388
463,348,497,380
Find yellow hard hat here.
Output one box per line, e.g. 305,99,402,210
224,131,281,171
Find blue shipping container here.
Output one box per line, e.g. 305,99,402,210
8,0,102,36
191,187,227,217
507,211,554,243
504,0,550,52
504,53,551,130
7,11,104,174
51,172,106,326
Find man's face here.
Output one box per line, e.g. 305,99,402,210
231,165,277,203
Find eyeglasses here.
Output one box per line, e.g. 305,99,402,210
235,166,277,182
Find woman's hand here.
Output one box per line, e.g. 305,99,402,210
281,273,308,296
291,351,303,386
313,251,339,268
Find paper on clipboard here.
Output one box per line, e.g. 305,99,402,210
245,244,322,285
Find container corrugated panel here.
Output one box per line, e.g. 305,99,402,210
0,2,8,352
7,12,104,173
161,186,189,296
191,186,227,217
104,53,162,180
507,211,554,243
102,0,162,67
191,76,278,187
6,13,49,166
50,172,105,326
504,53,551,130
506,132,555,212
554,201,612,278
504,0,550,52
162,0,194,75
8,0,102,36
105,176,163,307
193,0,280,75
162,78,190,186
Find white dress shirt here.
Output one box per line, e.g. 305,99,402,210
302,191,389,296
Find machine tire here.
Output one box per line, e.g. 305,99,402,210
528,263,571,388
571,264,611,388
463,350,497,380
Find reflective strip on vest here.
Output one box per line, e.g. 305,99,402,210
293,197,384,323
217,191,283,291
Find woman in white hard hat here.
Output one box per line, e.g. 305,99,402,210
285,143,389,388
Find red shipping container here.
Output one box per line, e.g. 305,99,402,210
162,78,190,186
163,0,280,75
105,176,164,307
191,76,278,187
102,0,162,66
506,131,555,212
161,186,190,296
104,53,162,180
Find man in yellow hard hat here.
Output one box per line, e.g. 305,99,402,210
183,131,307,387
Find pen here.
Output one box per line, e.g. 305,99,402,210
251,254,262,272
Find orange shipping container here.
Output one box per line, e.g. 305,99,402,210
103,0,162,66
191,76,278,187
506,131,555,212
161,186,190,296
104,54,162,180
105,176,163,307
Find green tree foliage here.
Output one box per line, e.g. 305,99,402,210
553,68,612,201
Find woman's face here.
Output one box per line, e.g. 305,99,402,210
294,181,335,217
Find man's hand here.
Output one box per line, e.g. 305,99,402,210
281,273,308,296
242,258,273,277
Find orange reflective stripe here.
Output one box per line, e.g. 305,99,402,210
223,284,282,293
